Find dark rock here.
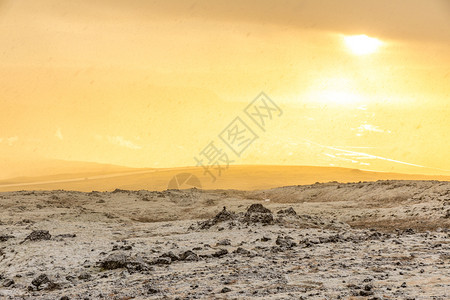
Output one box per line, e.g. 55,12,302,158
125,257,150,273
261,236,271,242
99,253,149,272
444,209,450,218
77,273,92,281
3,278,14,287
233,247,251,256
179,250,198,261
368,231,383,240
246,204,272,214
100,253,128,270
403,228,415,235
244,205,273,225
198,207,237,229
153,257,171,265
359,290,374,296
319,235,341,243
24,230,51,242
54,233,77,239
31,274,59,290
277,207,297,216
212,249,228,258
221,287,231,293
364,284,373,291
276,235,297,248
0,235,14,242
160,251,179,261
270,246,283,253
244,212,273,224
299,239,314,248
32,274,50,287
112,188,129,193
145,284,159,294
216,239,231,246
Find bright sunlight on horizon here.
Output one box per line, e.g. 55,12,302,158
0,0,449,180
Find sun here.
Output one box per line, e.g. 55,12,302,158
344,34,383,55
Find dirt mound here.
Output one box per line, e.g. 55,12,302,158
243,204,274,225
195,204,275,230
246,204,272,214
193,204,347,230
197,207,239,229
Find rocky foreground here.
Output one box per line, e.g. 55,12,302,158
0,180,449,299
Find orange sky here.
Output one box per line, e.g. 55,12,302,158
1,0,449,177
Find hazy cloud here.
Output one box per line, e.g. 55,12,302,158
4,136,19,146
5,0,449,42
355,124,385,133
106,135,142,150
94,0,450,42
55,128,63,140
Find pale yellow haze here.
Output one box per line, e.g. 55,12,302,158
0,0,449,179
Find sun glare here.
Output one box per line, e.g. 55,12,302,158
344,34,383,55
306,77,363,105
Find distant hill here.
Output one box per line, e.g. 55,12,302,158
0,159,138,181
0,164,448,192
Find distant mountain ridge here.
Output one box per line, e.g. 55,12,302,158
0,158,137,181
0,162,449,192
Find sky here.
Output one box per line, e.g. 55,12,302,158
1,0,449,177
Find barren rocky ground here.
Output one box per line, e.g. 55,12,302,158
0,180,449,299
